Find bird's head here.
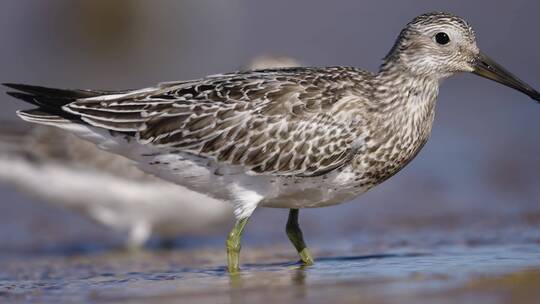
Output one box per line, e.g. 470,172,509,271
384,11,540,102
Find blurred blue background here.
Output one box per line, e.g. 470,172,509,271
0,0,539,251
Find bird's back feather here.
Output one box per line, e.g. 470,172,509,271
4,67,371,177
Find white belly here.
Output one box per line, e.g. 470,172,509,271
136,152,367,210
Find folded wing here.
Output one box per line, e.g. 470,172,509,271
5,67,369,177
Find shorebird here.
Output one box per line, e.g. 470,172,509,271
0,122,232,248
3,12,540,272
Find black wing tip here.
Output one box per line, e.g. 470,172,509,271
2,82,110,99
6,91,34,101
6,91,27,97
3,83,36,91
3,83,53,97
2,83,64,95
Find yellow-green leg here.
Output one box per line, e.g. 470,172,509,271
286,209,314,265
226,217,249,273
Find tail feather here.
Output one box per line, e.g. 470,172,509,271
16,109,73,126
3,83,119,126
7,91,71,110
3,83,120,99
3,83,143,156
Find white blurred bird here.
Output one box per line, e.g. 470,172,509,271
0,122,232,248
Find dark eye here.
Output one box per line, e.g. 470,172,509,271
435,32,450,45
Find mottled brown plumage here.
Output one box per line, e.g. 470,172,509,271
61,67,371,177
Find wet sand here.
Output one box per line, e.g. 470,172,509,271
1,224,540,304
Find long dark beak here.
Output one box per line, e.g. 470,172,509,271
473,51,540,102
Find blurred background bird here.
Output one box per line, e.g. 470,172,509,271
0,122,233,249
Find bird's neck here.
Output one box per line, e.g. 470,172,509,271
372,59,440,125
374,59,440,110
367,59,440,156
347,61,441,184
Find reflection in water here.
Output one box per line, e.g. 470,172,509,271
292,267,307,298
209,247,538,304
1,241,540,303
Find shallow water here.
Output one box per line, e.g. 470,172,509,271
1,225,540,304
